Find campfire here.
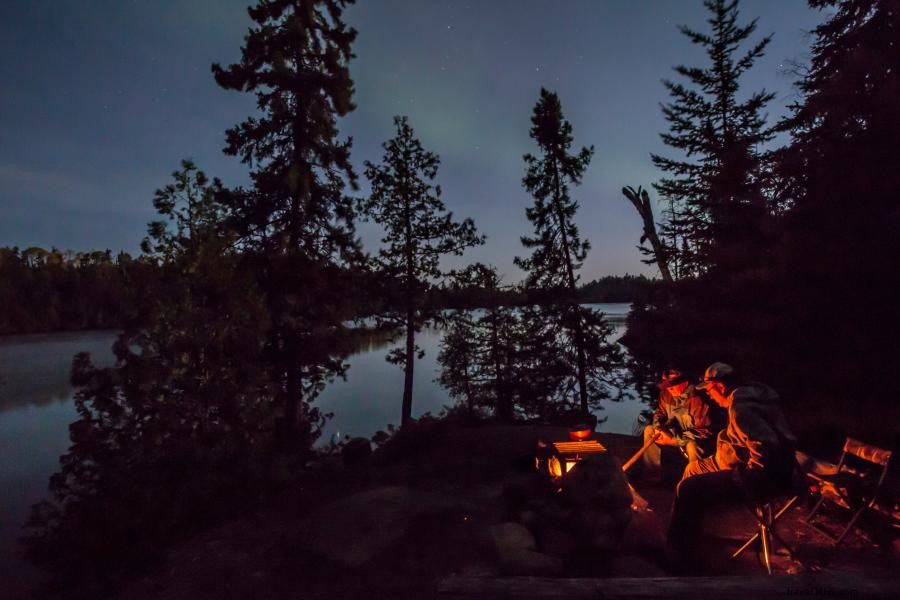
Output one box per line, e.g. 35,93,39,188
536,431,608,479
535,425,650,512
503,424,636,572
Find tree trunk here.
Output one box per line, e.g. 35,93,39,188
571,313,589,414
284,336,301,447
490,311,511,421
551,161,589,413
401,189,416,427
401,309,415,426
623,186,674,283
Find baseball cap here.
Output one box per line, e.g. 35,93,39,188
696,362,735,390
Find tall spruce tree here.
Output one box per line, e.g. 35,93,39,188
779,0,899,214
515,88,620,414
212,0,361,445
771,0,900,409
362,116,482,426
652,0,775,275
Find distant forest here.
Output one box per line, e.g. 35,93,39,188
0,248,148,334
0,246,650,335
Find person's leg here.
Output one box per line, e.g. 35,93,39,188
681,455,719,481
667,469,744,572
642,425,662,470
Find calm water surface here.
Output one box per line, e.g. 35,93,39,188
316,302,639,443
0,303,637,594
0,331,119,596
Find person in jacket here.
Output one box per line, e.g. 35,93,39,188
666,362,797,568
642,369,714,476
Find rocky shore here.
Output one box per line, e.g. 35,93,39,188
111,422,896,600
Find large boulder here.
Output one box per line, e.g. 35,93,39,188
513,452,634,565
561,454,633,510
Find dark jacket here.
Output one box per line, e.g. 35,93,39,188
715,383,797,481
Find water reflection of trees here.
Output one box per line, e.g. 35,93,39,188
23,162,293,591
437,266,625,422
0,334,116,412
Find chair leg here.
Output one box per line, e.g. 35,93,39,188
805,493,827,523
732,530,758,558
759,520,772,575
774,496,799,521
732,500,797,573
733,495,799,559
835,505,868,545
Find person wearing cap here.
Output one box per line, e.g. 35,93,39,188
641,369,714,477
666,362,797,569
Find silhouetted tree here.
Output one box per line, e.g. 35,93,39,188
777,0,900,214
141,159,227,263
437,308,480,415
438,264,518,419
766,0,900,440
515,88,620,414
652,0,775,275
212,0,361,445
362,116,483,425
512,303,573,419
25,163,274,589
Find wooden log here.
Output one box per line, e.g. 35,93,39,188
438,574,897,599
621,431,661,473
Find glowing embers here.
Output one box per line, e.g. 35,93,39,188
568,426,593,441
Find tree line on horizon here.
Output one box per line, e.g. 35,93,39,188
18,0,898,591
0,243,649,336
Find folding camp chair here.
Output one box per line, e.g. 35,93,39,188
804,437,892,545
731,494,799,574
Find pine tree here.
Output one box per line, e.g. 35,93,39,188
779,0,900,214
515,88,620,414
25,163,275,584
437,308,481,415
771,0,900,401
652,0,775,275
141,159,227,264
212,0,361,445
361,116,483,425
437,264,519,419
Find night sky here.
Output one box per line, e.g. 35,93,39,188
1,1,825,282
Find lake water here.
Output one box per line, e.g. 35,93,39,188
0,303,638,595
316,302,640,443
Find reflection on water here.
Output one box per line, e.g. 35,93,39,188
0,304,636,594
316,303,638,443
0,331,118,413
0,330,118,597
